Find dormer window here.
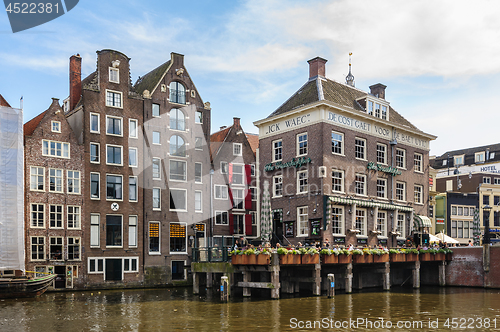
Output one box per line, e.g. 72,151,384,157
454,155,464,166
375,103,380,118
358,97,389,121
109,68,119,83
368,101,373,115
475,152,485,163
381,105,387,120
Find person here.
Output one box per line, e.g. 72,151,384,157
239,236,249,249
468,240,473,247
234,239,239,251
347,243,354,251
324,239,330,248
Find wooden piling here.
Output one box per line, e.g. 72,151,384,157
327,274,335,298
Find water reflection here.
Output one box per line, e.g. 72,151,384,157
0,287,500,331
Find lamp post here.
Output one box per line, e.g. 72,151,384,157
483,205,492,245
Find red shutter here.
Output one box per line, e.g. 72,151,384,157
245,189,252,210
229,163,233,184
228,187,234,207
245,164,252,185
245,214,252,236
229,214,234,235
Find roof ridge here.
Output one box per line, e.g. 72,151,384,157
267,80,317,118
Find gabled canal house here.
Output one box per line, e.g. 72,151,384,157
254,57,436,248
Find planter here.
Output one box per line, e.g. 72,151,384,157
434,253,445,261
279,254,301,265
246,254,257,265
256,254,271,265
321,254,339,264
405,253,418,262
353,255,373,263
390,253,406,263
338,255,352,264
301,254,320,264
446,253,453,261
373,254,389,263
420,253,434,261
231,255,245,265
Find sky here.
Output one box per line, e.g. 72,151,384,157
1,0,500,157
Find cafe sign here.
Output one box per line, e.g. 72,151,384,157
265,156,312,172
367,162,402,176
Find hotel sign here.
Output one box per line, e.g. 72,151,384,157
367,162,402,176
265,156,312,172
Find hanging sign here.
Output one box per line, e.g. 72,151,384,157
367,162,402,176
264,156,312,172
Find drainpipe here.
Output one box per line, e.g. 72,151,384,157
210,168,214,245
390,134,398,247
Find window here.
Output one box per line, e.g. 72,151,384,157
88,258,104,273
377,178,387,198
129,119,138,138
90,113,100,133
67,237,81,260
397,214,405,237
170,135,186,157
152,103,160,117
250,187,257,201
377,212,387,237
232,164,244,185
106,116,122,136
215,211,228,225
170,223,187,253
109,67,119,83
233,143,242,156
381,105,388,120
106,145,123,165
273,176,283,197
90,214,100,247
129,147,138,167
375,103,380,118
232,214,244,235
475,152,485,163
106,215,122,247
355,209,367,236
451,206,457,216
495,178,500,185
31,236,45,261
90,173,100,199
396,182,406,201
67,170,80,194
170,108,185,131
195,163,202,183
152,158,161,179
221,162,228,174
396,149,406,168
414,153,423,172
484,177,491,184
195,111,203,124
129,216,138,248
170,189,187,211
129,176,137,202
106,175,122,200
332,170,344,193
297,170,308,194
30,166,44,191
331,206,344,235
51,121,61,133
454,155,464,166
452,220,472,239
495,212,500,227
355,174,366,195
331,131,343,155
169,160,186,181
483,195,490,205
273,140,283,161
90,142,100,163
297,206,308,237
458,206,463,216
195,191,202,212
124,258,138,273
169,81,186,104
153,188,161,210
149,222,160,253
195,137,203,150
377,143,387,164
355,138,365,160
414,185,423,204
215,185,228,199
495,196,500,206
251,164,256,176
49,237,63,260
67,206,80,229
232,188,244,210
251,211,257,225
42,140,70,158
31,204,44,228
297,133,308,156
106,90,122,108
49,168,63,192
151,131,161,145
49,205,63,228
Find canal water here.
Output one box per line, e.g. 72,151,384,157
1,287,500,331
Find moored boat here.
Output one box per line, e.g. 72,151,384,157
0,274,57,299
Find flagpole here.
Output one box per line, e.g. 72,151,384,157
20,96,23,110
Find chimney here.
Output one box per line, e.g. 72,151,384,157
69,54,82,111
233,117,240,128
369,83,387,100
307,57,327,79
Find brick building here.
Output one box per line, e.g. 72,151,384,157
24,98,85,288
210,117,258,246
254,57,436,248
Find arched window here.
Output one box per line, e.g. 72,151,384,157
169,82,186,104
170,135,186,157
170,108,185,131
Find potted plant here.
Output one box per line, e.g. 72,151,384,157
352,249,366,263
389,248,405,262
321,249,339,264
338,249,352,264
404,248,419,262
302,248,320,264
419,249,434,261
255,248,272,265
435,248,446,261
372,249,389,263
230,249,244,264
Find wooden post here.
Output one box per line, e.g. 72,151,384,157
327,274,335,298
206,272,213,288
383,262,390,291
313,263,321,296
413,261,420,289
221,276,228,302
439,261,446,286
345,263,353,294
193,272,200,294
270,265,280,299
242,271,251,297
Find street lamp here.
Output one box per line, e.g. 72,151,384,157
483,205,493,245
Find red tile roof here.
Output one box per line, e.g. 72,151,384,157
246,133,259,155
0,94,11,107
210,126,232,161
23,111,47,137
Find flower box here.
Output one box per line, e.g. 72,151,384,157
279,254,301,265
338,254,352,264
231,255,245,265
373,254,389,263
390,253,405,263
405,253,418,262
301,254,320,264
434,253,445,261
446,253,453,261
353,255,373,264
419,253,433,261
321,254,339,264
255,254,270,265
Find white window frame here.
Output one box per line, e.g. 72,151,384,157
90,172,100,200
129,119,138,139
51,120,61,133
397,213,405,238
484,177,492,184
30,203,45,228
454,155,464,167
105,214,123,248
377,211,387,237
377,178,387,199
88,258,104,274
396,181,406,201
251,211,258,225
273,139,283,162
152,187,161,210
297,206,309,237
42,140,70,159
152,103,160,117
129,216,138,248
105,89,123,109
152,131,161,145
67,205,81,229
123,257,139,273
355,208,367,236
195,162,202,184
214,185,228,200
331,131,344,156
90,142,100,164
414,153,423,173
273,175,283,198
49,236,64,260
376,143,387,165
67,237,81,261
355,173,366,196
195,137,203,150
232,188,245,210
233,143,242,156
250,187,257,201
475,151,485,163
221,161,228,174
232,163,244,185
195,190,202,213
396,148,406,169
90,214,100,248
332,169,344,193
414,185,423,204
48,168,64,193
109,67,119,83
90,112,100,133
331,205,344,235
297,170,308,194
170,222,187,254
169,159,186,182
149,221,161,255
31,236,45,261
195,111,203,124
106,174,123,201
215,211,228,225
129,176,138,202
296,132,308,157
494,178,500,185
354,138,366,160
105,115,123,137
129,147,138,167
30,166,45,192
48,204,63,229
170,188,187,212
67,170,81,195
106,144,123,166
152,158,161,180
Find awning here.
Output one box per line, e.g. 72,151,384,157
328,196,414,212
414,215,432,229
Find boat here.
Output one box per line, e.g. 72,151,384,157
0,274,57,299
